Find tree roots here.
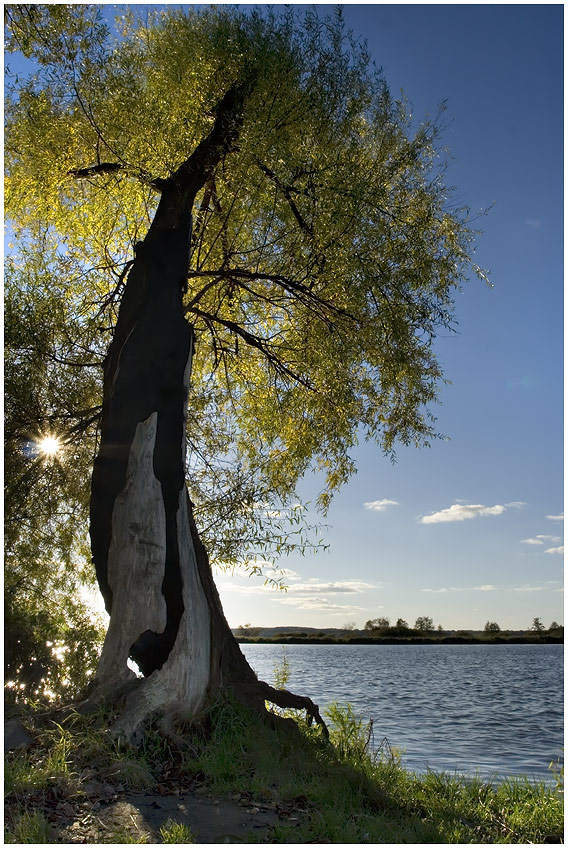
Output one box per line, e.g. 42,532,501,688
68,666,328,748
254,680,329,738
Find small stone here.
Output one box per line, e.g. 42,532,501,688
4,719,34,752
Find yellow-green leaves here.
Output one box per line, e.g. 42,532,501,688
6,4,486,545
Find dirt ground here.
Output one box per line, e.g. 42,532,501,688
9,776,311,844
57,788,286,843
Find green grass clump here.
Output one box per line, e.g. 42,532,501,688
5,809,53,844
159,819,195,843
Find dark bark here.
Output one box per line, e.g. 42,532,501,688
90,75,254,646
90,205,193,676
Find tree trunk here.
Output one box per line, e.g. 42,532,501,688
87,79,327,743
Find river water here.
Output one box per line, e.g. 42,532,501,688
241,643,563,782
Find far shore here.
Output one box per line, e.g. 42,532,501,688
236,633,563,646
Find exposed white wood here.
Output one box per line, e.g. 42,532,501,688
96,412,167,682
110,488,212,742
96,340,213,741
157,486,211,713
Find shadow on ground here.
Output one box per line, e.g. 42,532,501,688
58,789,284,843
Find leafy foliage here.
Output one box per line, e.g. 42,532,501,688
5,5,487,698
5,4,487,500
4,261,105,703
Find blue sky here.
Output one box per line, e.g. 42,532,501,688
214,3,564,631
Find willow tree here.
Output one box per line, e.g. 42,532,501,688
5,258,105,703
5,5,486,740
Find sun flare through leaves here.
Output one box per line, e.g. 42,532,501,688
37,435,62,458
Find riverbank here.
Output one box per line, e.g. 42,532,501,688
237,633,563,645
5,699,563,843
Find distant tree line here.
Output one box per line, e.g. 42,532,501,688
235,617,563,641
363,616,435,636
362,616,562,636
363,616,438,635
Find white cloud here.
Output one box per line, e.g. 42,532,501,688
514,584,546,592
547,513,564,521
521,534,562,546
545,546,564,555
525,218,542,229
217,583,277,595
419,503,507,524
213,559,275,576
364,499,398,511
422,584,496,593
280,596,365,612
506,501,527,509
217,575,377,599
284,580,376,595
264,567,301,581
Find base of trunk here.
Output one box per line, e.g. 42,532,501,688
87,483,327,745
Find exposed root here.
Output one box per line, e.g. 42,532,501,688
43,669,328,754
256,681,329,738
151,680,329,747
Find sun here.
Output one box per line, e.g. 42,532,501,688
38,435,62,458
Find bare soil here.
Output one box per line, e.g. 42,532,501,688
56,787,287,843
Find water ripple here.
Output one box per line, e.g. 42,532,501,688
242,643,563,782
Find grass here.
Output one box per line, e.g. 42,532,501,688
5,809,53,844
181,698,563,843
159,819,195,843
4,697,563,844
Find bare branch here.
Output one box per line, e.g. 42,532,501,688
186,267,359,325
253,156,314,236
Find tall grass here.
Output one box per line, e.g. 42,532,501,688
180,696,563,843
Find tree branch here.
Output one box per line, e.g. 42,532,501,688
67,162,123,178
67,161,168,191
187,267,359,324
186,305,315,390
253,156,314,236
168,74,258,206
